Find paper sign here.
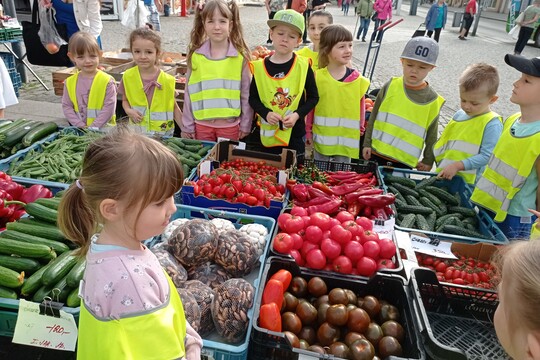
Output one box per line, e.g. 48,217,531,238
12,299,78,351
409,233,457,259
372,217,395,237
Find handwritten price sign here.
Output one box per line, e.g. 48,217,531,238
12,300,78,351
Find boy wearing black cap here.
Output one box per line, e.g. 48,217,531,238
471,55,540,240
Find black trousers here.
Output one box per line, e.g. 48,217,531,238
462,13,474,37
426,27,442,42
514,26,534,54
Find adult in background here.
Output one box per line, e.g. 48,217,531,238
49,0,103,47
425,0,447,43
289,0,308,43
145,0,163,31
513,0,540,55
266,0,286,44
458,0,477,40
312,0,330,11
372,0,392,42
356,0,374,41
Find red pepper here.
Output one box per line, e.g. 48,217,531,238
259,303,282,332
347,203,362,217
305,196,331,207
0,199,24,220
331,182,365,196
0,171,11,182
344,188,384,204
356,194,396,207
8,208,26,223
286,179,298,192
363,206,372,217
308,198,343,215
307,186,332,199
19,185,53,204
270,269,292,289
373,207,389,220
312,181,334,196
0,180,24,200
291,184,310,203
262,279,284,309
384,206,394,216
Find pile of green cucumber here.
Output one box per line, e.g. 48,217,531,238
385,174,489,239
162,138,214,177
0,119,58,159
0,194,84,307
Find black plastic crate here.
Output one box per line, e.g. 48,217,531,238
249,257,425,360
303,159,378,174
410,268,509,360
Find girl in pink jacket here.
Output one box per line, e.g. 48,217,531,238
373,0,392,41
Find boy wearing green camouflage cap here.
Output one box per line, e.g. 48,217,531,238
248,9,319,160
362,37,445,171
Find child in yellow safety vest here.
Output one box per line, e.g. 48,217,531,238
435,63,502,185
119,28,181,134
57,128,202,359
471,55,540,240
296,10,333,71
306,24,370,162
63,32,117,129
248,9,319,160
182,0,254,141
362,37,445,170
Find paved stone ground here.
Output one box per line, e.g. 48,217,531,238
14,2,540,131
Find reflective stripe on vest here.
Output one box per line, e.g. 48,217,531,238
371,77,445,168
188,53,243,120
65,70,116,127
296,46,318,71
313,67,370,158
250,55,309,147
123,66,176,134
77,273,187,360
434,111,501,184
470,113,540,222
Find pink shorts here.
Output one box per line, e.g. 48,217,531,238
195,123,239,141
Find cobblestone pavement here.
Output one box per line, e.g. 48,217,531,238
15,2,540,132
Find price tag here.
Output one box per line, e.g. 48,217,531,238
372,217,395,236
12,299,78,351
409,233,457,259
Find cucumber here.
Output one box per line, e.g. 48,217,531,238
24,202,58,224
405,195,422,207
21,260,54,297
175,138,202,146
462,216,478,227
419,197,446,217
0,285,17,299
435,214,464,229
426,212,437,231
66,287,81,308
177,155,198,168
424,186,460,206
50,276,71,303
3,121,39,147
17,218,60,230
165,137,186,149
392,183,420,198
66,258,86,288
418,189,444,207
34,197,62,210
32,284,53,302
0,265,24,288
42,250,78,286
394,198,407,209
387,185,406,203
0,237,56,259
0,254,42,274
6,222,66,242
416,176,438,189
436,216,464,232
21,122,58,147
198,145,213,157
441,224,488,239
447,206,477,218
395,203,434,215
399,213,417,228
384,174,417,188
415,214,431,231
0,230,69,254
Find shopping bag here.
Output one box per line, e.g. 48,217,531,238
37,5,68,52
121,0,150,29
508,24,520,40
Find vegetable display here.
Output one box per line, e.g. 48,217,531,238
160,137,213,177
0,119,58,159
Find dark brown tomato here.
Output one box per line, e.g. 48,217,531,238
378,336,403,357
329,342,350,358
284,331,300,348
379,304,400,323
328,288,349,305
298,326,317,345
365,322,384,347
381,320,405,343
283,292,299,312
307,277,328,297
290,277,308,298
296,301,318,326
347,307,371,334
361,295,381,319
282,312,302,334
317,322,341,346
349,339,375,360
344,332,366,347
326,304,349,326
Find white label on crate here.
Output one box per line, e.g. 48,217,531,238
299,354,320,360
12,300,78,351
409,233,457,259
372,217,395,236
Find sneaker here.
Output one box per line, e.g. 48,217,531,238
458,36,466,40
362,38,366,42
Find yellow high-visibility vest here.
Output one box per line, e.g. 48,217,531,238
371,77,445,168
471,113,540,222
296,46,319,71
250,55,309,147
65,70,116,127
188,52,243,120
77,272,187,360
123,66,175,134
313,68,370,158
434,111,502,184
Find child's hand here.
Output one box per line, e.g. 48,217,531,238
181,132,195,139
266,112,282,126
416,162,433,171
282,112,300,129
362,147,372,160
126,108,143,123
437,162,461,180
239,131,250,139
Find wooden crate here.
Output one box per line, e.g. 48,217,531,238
52,67,77,96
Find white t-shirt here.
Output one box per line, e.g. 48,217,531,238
0,59,18,109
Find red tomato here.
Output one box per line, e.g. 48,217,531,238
284,215,306,234
244,183,255,195
232,180,243,192
225,186,236,199
277,213,292,230
273,233,294,254
453,278,465,285
246,196,258,206
377,258,396,270
289,249,304,266
335,211,355,224
423,256,434,266
305,225,323,244
309,212,332,231
357,257,378,277
435,261,447,272
478,271,490,283
342,220,363,237
290,233,304,250
330,224,352,245
378,238,396,259
301,241,319,259
359,230,379,244
253,188,266,202
355,216,373,231
320,238,341,260
344,241,364,263
290,206,308,217
332,256,353,274
363,240,380,260
305,249,326,270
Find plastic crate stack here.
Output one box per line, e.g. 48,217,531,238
0,28,23,42
0,52,21,97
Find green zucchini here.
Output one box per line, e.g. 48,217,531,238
0,265,24,288
416,176,438,189
405,195,422,207
66,258,86,288
34,197,62,210
0,254,42,274
21,260,54,297
399,214,417,228
0,119,31,137
24,202,58,224
3,121,39,147
66,287,81,307
21,122,58,147
415,214,431,231
17,217,59,229
6,222,66,242
424,186,460,206
0,285,17,299
440,224,488,239
384,174,417,188
0,237,56,259
0,230,69,254
447,206,477,218
32,284,53,302
392,183,420,198
42,250,78,286
395,203,434,215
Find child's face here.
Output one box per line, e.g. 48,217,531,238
270,25,302,55
131,37,159,70
459,85,497,117
510,73,540,107
329,41,353,67
204,9,231,44
71,51,99,76
121,195,177,242
308,16,331,45
400,58,435,87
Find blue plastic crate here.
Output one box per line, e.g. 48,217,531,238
378,167,508,245
0,123,59,168
0,52,16,71
8,69,21,90
146,204,276,360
